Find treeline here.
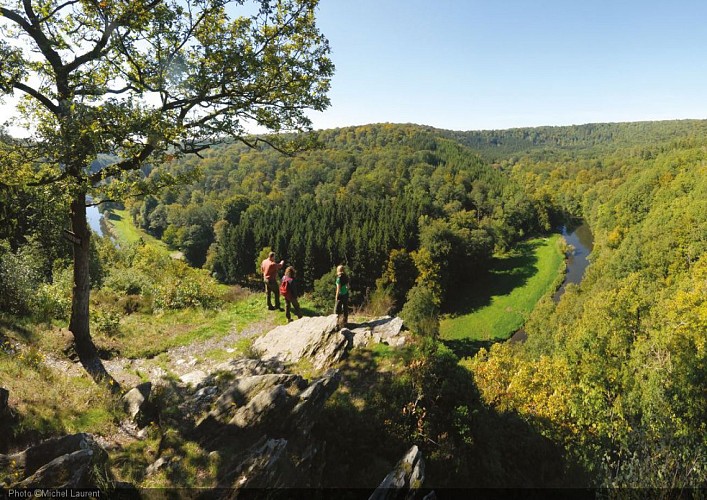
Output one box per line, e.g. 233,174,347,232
469,129,707,488
441,119,707,162
129,124,548,308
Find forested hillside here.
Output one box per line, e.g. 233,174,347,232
123,120,706,487
128,124,548,308
441,119,707,162
1,120,705,491
468,122,707,488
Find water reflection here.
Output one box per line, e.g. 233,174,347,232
552,222,593,302
86,203,103,236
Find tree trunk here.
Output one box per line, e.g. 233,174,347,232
68,191,120,392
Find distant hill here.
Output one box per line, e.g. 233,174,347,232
434,119,707,160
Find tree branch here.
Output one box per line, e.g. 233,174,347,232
13,81,60,115
37,0,81,24
88,144,155,184
27,169,69,187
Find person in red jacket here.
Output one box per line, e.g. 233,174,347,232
261,252,284,310
280,266,303,322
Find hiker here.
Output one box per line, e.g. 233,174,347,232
261,251,284,310
280,266,303,322
334,265,349,328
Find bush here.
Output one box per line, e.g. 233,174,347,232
0,241,43,316
311,267,337,313
153,263,222,310
362,286,394,317
103,268,154,296
400,285,440,338
92,308,122,336
35,266,73,321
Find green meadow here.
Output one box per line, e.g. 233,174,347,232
104,209,176,257
440,235,564,343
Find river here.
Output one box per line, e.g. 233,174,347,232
552,221,594,302
510,221,593,343
86,203,104,237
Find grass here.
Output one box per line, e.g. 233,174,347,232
112,293,269,358
0,345,120,447
440,235,564,342
103,209,179,258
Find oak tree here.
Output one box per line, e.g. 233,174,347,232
0,0,333,385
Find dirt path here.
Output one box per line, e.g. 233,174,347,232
42,316,281,389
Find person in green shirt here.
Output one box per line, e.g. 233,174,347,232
335,265,349,329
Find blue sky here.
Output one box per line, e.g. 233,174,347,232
2,1,706,135
306,0,707,131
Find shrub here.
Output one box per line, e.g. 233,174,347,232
311,267,337,313
153,263,222,310
35,274,72,321
362,286,395,317
103,268,154,296
92,308,122,336
0,241,43,316
400,285,440,338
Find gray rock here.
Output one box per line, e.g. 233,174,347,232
369,445,425,500
146,457,168,476
4,434,109,488
229,383,292,429
195,373,305,434
180,370,208,387
289,370,341,437
122,382,152,421
351,316,406,347
232,438,292,489
253,315,348,369
213,358,281,376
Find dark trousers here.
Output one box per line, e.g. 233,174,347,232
335,294,348,327
285,296,302,321
265,278,280,309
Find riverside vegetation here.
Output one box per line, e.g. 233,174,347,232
0,121,705,490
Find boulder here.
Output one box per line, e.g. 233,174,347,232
1,434,109,488
229,383,292,429
180,370,208,387
232,437,292,489
122,382,152,425
350,316,406,348
253,315,349,369
369,445,425,500
195,373,305,436
288,369,341,437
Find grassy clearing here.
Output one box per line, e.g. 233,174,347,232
96,291,322,359
108,293,267,358
440,235,564,342
103,209,177,257
0,345,120,446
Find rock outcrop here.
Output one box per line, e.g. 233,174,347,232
0,434,110,488
122,381,152,426
4,315,416,493
253,315,346,369
190,360,341,490
253,315,407,369
349,316,406,348
370,445,426,500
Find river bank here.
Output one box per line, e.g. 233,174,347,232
440,234,564,343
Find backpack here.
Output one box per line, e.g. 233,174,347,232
279,277,291,298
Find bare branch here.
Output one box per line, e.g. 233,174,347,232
37,0,81,24
13,81,60,115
